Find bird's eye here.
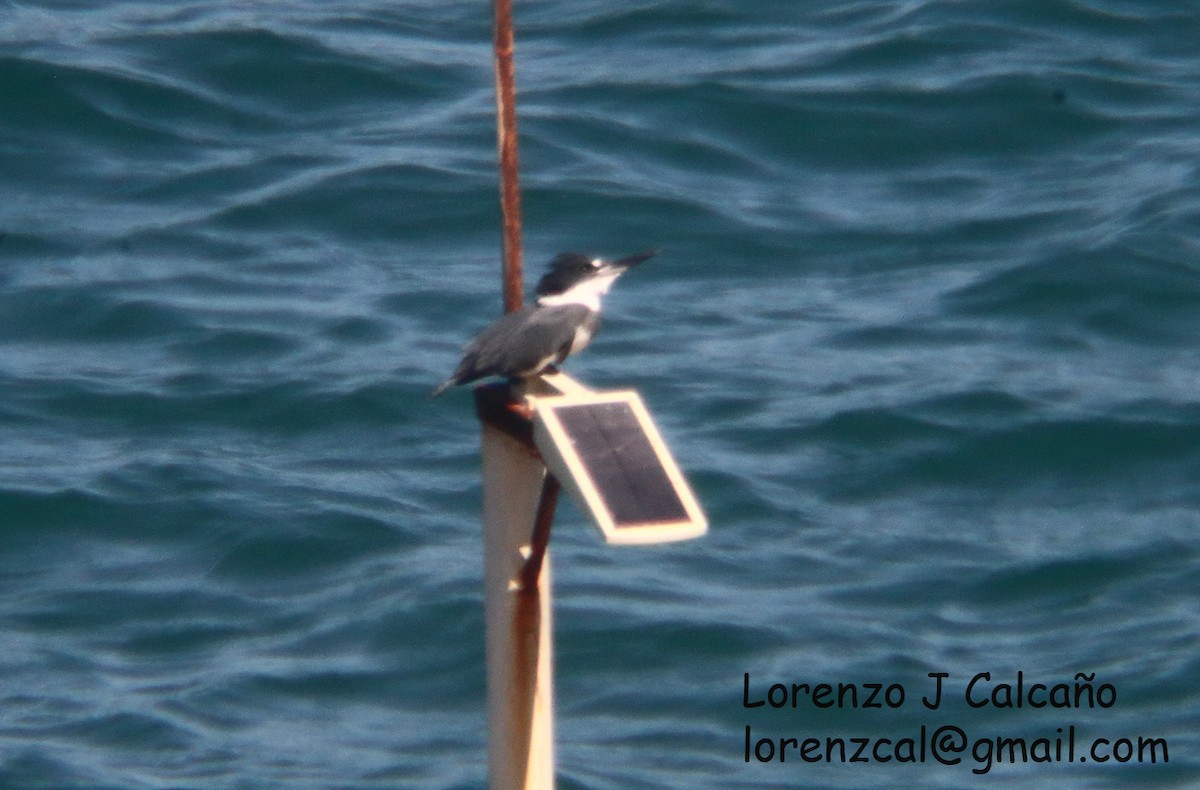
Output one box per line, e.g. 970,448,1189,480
590,258,603,268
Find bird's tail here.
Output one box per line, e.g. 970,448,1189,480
430,378,456,398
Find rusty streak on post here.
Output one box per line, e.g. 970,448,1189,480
519,475,560,592
493,0,523,313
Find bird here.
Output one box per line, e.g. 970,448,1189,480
431,249,656,397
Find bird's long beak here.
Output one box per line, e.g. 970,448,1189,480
610,248,659,271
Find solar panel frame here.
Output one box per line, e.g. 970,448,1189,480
530,389,707,545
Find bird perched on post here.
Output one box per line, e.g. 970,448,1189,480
431,249,656,397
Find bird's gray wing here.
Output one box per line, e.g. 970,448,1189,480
450,304,590,385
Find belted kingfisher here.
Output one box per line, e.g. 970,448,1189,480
431,249,656,397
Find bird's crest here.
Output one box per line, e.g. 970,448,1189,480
535,253,600,297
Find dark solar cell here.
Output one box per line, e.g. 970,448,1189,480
553,402,689,526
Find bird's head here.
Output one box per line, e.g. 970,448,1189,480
535,250,657,309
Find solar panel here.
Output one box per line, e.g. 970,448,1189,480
531,389,707,545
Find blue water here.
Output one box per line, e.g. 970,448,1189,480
2,1,1199,787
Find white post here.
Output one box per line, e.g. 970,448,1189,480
481,420,556,789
